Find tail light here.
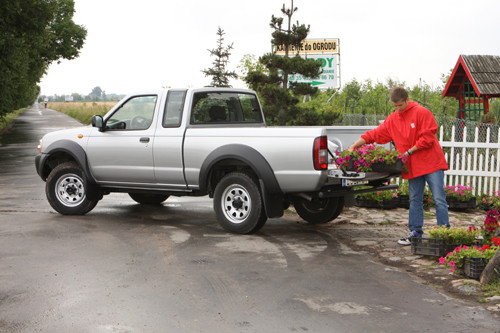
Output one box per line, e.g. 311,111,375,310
313,136,328,170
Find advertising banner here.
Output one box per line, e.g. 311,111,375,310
288,54,340,89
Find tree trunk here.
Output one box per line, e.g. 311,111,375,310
480,229,500,284
480,250,500,284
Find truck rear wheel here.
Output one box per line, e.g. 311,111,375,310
292,196,344,225
46,162,99,215
129,193,169,205
213,172,267,234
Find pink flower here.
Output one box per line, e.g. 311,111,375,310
449,261,456,267
439,257,446,264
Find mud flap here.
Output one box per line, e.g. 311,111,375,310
259,179,284,218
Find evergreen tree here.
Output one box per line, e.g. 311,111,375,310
244,0,323,125
202,27,238,88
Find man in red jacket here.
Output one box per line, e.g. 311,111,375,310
348,87,449,245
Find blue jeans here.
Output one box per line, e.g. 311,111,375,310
408,169,449,233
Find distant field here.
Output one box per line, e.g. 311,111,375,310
47,101,118,124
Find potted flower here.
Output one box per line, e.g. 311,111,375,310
428,226,479,245
481,209,500,245
480,191,500,211
397,179,433,209
423,186,434,209
397,180,410,208
355,189,399,210
439,239,499,278
410,226,479,257
444,184,476,211
335,144,408,173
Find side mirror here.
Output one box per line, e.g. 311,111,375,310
91,115,104,131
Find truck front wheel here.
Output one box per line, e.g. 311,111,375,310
292,196,344,225
46,162,99,215
213,172,267,234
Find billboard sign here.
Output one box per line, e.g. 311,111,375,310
274,38,339,55
288,54,339,89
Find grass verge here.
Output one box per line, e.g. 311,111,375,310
0,107,29,135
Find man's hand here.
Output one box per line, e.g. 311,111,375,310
348,138,366,152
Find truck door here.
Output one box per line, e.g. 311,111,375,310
153,90,188,189
86,95,158,184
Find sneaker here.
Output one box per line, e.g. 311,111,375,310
397,231,422,246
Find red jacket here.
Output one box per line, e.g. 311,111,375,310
361,101,448,179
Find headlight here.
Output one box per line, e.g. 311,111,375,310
37,139,42,152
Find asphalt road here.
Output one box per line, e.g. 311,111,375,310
0,104,499,332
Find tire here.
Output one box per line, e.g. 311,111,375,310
213,172,267,234
129,193,169,205
45,162,99,215
292,196,344,225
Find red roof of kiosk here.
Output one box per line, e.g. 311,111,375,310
442,55,500,98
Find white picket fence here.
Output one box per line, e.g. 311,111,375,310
438,125,500,196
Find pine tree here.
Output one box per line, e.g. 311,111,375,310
244,0,323,125
202,27,238,88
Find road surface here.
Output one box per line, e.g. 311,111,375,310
0,104,498,332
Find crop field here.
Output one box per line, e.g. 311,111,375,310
47,101,118,124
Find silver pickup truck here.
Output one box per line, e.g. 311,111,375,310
35,88,398,234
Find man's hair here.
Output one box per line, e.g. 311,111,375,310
390,87,408,102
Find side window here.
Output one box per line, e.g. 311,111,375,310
163,90,186,127
190,92,263,124
235,93,263,122
106,95,157,130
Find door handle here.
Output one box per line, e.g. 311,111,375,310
140,137,150,143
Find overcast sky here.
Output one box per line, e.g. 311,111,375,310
39,0,500,96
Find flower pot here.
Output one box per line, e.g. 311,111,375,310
380,197,400,209
463,257,489,279
355,197,399,210
410,237,462,257
398,194,431,209
398,194,410,208
446,197,476,212
345,159,403,174
370,160,403,174
355,197,380,208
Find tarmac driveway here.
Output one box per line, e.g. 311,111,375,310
0,104,499,332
